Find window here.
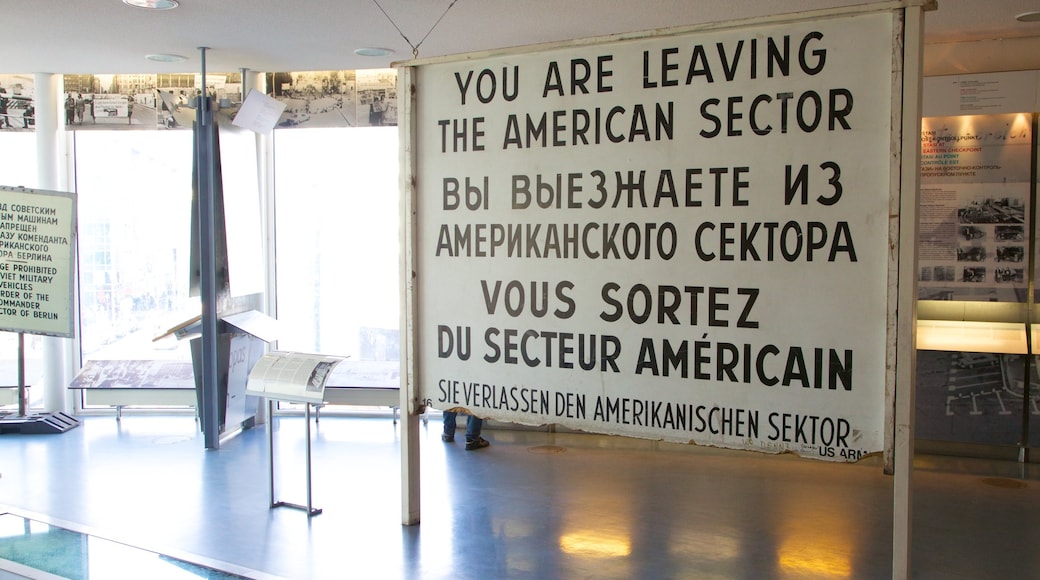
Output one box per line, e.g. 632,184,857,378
73,131,198,363
273,127,400,360
0,130,42,404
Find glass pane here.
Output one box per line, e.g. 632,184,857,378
274,127,400,360
0,131,36,188
0,513,251,579
0,129,43,401
74,131,198,362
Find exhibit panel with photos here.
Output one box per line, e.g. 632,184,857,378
0,69,399,133
916,71,1040,449
918,113,1031,303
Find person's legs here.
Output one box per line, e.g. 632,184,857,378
464,416,482,439
465,416,489,450
441,411,457,442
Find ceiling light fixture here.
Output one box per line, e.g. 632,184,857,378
146,53,188,63
1015,11,1040,22
354,47,394,57
123,0,179,10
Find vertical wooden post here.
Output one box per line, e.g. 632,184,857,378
399,65,422,525
893,2,926,578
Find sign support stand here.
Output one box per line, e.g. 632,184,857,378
17,333,25,417
0,185,79,435
266,399,321,516
246,351,340,517
195,46,222,451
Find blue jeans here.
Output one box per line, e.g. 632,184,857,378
443,412,482,440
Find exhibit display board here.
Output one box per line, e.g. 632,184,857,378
915,69,1040,448
0,186,76,338
918,113,1032,302
405,7,910,461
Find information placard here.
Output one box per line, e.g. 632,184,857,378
408,9,901,461
0,186,76,338
246,351,345,405
918,112,1033,303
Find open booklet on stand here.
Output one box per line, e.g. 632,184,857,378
245,351,348,405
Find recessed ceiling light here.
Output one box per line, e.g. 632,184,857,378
146,53,188,63
354,47,394,57
123,0,179,9
1016,11,1040,22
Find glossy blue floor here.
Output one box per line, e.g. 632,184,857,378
0,413,1038,579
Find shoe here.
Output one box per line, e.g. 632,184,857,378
465,437,490,451
441,433,454,443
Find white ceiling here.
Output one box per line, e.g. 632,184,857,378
8,0,1040,75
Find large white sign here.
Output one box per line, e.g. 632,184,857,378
0,186,76,338
410,10,898,461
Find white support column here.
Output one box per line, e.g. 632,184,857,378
35,73,73,414
249,69,277,330
244,68,272,427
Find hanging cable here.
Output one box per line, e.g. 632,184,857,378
372,0,459,58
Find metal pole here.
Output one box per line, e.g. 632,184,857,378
17,333,25,417
268,399,276,507
305,403,314,513
197,46,221,449
1020,112,1038,464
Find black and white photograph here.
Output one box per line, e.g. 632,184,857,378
996,245,1024,262
63,74,158,130
0,74,34,131
962,266,987,283
265,70,358,128
69,359,195,389
995,224,1025,241
356,69,397,127
957,196,1027,224
156,72,244,130
306,360,335,392
995,267,1024,283
956,245,986,262
959,225,986,240
63,73,247,131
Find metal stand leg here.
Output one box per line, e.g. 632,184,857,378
267,399,275,508
269,400,322,516
304,402,317,515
